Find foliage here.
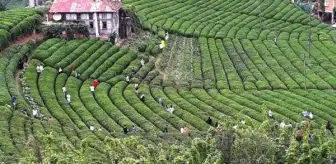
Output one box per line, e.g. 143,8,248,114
123,0,334,40
14,120,336,164
41,23,89,40
0,2,6,11
0,9,42,49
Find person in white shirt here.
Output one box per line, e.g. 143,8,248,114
233,125,237,130
165,32,169,41
58,67,62,73
90,86,95,92
32,109,38,118
241,120,246,125
274,37,277,45
309,112,313,120
159,43,164,49
132,125,136,133
158,98,163,106
167,106,174,114
135,83,139,90
286,123,293,128
75,72,80,79
36,65,41,73
180,127,184,133
280,121,286,128
39,65,44,72
268,110,274,119
66,94,71,103
62,86,66,95
140,59,145,66
126,75,130,83
90,125,94,131
302,111,309,118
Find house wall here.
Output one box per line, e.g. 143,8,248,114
51,12,119,36
324,0,335,13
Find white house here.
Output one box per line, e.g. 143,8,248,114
48,0,123,37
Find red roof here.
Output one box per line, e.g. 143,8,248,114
49,0,121,13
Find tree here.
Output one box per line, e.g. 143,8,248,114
18,120,336,164
41,23,89,39
0,2,6,11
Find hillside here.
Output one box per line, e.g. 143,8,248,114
0,0,336,162
0,0,28,9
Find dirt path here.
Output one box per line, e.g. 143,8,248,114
154,56,167,80
0,33,43,56
14,70,21,91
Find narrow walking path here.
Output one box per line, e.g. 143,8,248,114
0,33,43,56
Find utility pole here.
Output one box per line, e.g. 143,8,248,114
303,53,307,90
308,0,312,58
259,5,263,29
332,0,335,24
93,0,100,37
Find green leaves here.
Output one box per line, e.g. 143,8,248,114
0,9,42,48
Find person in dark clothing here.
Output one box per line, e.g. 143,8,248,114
215,122,218,128
296,128,304,142
164,124,168,133
131,67,136,77
18,59,24,69
21,109,28,115
206,117,212,126
140,94,145,102
326,121,334,136
23,54,28,63
11,96,17,108
123,126,128,134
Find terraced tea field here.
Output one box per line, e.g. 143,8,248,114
0,9,42,49
125,0,336,41
1,0,336,161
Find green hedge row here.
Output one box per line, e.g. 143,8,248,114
42,39,89,67
90,47,129,79
38,67,82,144
109,81,158,132
0,58,11,105
125,0,334,40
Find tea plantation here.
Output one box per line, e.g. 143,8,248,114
0,0,336,162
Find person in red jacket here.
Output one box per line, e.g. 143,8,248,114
93,79,99,88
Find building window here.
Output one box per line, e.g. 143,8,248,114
66,14,77,20
89,22,94,28
101,13,111,19
325,0,329,6
102,21,107,29
89,14,93,20
81,13,89,20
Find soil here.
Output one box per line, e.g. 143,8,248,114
154,55,167,80
0,33,42,99
0,33,43,56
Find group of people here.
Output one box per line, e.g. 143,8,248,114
269,109,334,141
122,125,137,135
159,32,169,50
